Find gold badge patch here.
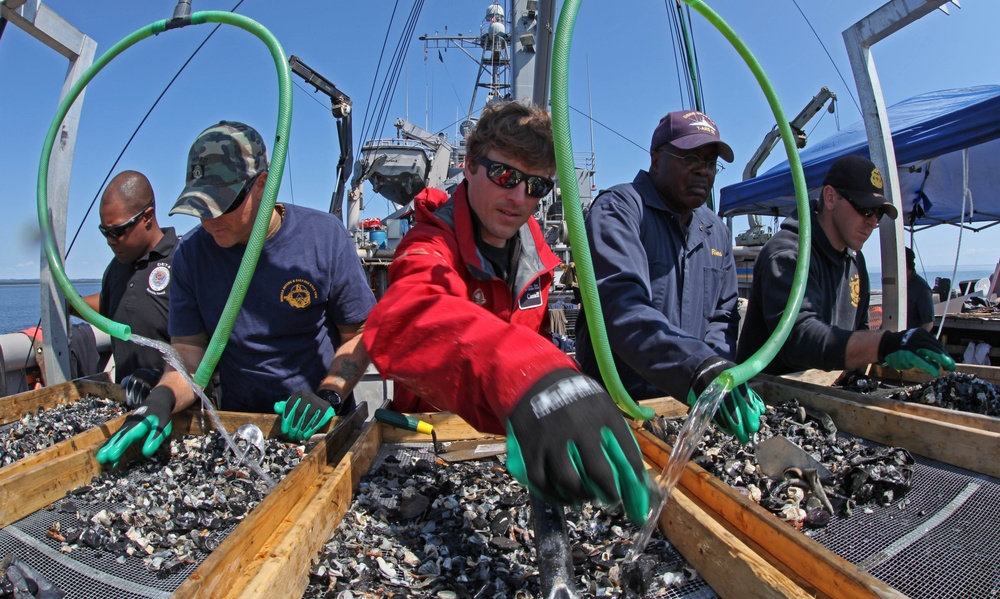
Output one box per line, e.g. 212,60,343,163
870,167,883,190
280,279,318,309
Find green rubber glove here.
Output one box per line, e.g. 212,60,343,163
97,386,175,468
274,389,339,442
689,356,765,444
505,369,651,525
879,328,957,377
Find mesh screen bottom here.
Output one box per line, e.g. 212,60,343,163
0,497,230,599
805,453,1000,598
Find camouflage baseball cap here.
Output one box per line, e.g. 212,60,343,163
170,121,269,219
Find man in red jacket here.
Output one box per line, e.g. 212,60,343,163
364,101,650,523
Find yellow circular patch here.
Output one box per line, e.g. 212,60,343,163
870,167,883,190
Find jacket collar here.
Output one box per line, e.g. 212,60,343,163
418,181,561,282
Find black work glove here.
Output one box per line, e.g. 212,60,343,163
689,356,765,445
505,369,651,524
97,386,175,468
121,367,161,408
274,389,352,442
879,328,957,377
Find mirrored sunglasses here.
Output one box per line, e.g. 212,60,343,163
476,157,554,199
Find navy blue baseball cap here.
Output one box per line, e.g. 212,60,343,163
650,110,734,162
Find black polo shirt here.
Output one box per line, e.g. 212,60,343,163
99,228,178,383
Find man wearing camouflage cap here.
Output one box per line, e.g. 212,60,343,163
98,121,376,467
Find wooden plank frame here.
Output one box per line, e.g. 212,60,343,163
770,369,1000,435
0,374,120,425
635,428,906,599
0,403,364,543
2,396,884,598
238,400,819,599
754,375,1000,477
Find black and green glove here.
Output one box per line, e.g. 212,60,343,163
96,386,175,468
879,328,956,377
121,367,161,408
689,356,765,445
275,389,347,442
505,369,650,524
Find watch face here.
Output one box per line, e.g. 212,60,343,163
316,389,342,406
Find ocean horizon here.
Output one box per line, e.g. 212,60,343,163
0,281,102,334
869,264,995,292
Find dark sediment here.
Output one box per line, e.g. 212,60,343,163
38,431,298,576
304,453,715,598
843,371,1000,417
1,396,127,467
644,399,914,529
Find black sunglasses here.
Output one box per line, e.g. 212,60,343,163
98,199,154,240
837,188,885,220
222,171,265,216
476,157,554,199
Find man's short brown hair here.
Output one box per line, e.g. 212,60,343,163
465,101,555,173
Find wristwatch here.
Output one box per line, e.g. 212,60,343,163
316,388,343,411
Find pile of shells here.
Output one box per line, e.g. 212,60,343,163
644,399,914,530
0,553,63,598
42,431,300,576
304,453,713,598
1,396,126,467
842,371,1000,417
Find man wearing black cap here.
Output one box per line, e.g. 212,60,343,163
97,121,377,468
575,110,765,444
737,155,955,377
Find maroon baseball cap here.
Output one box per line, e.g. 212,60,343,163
822,155,898,220
650,110,734,162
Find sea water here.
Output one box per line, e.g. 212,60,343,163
0,281,101,333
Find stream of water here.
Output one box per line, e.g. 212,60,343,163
626,377,730,561
129,334,277,489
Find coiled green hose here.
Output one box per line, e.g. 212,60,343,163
550,0,811,415
37,11,292,389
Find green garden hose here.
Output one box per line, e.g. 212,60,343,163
550,0,811,415
37,11,292,389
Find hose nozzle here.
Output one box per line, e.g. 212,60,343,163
172,0,192,21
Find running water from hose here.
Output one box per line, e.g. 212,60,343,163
35,10,292,489
627,376,730,561
550,0,813,564
129,334,277,489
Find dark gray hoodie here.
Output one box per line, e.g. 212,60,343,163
736,205,870,375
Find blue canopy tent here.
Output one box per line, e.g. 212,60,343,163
720,86,1000,232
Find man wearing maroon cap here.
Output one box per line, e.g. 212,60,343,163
575,110,765,444
737,154,955,378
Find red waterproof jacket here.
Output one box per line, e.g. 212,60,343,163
363,182,577,435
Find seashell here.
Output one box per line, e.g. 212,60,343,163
376,555,396,578
399,548,420,567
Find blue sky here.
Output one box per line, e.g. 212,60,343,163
3,0,999,280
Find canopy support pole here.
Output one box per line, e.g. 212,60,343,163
843,0,954,332
3,1,97,384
